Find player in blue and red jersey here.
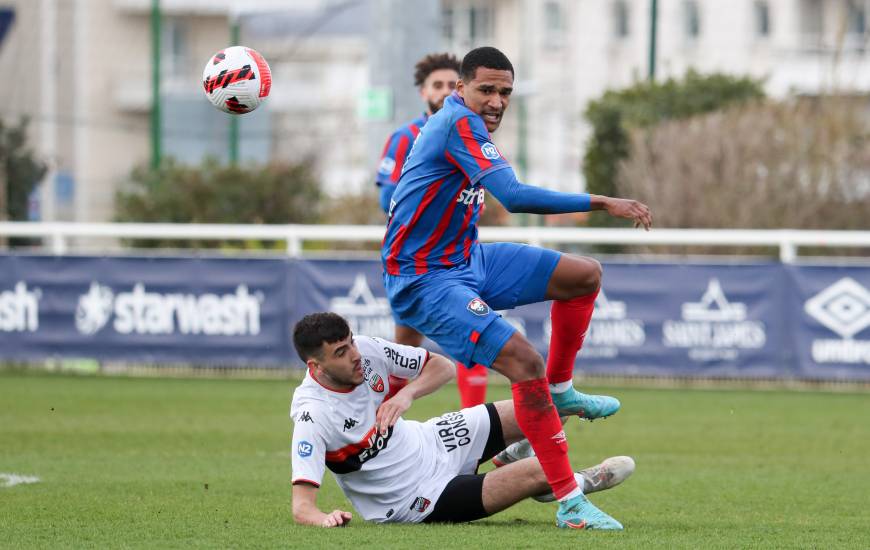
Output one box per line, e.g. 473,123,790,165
376,53,490,409
381,47,652,530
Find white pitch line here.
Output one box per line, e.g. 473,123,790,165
0,473,41,488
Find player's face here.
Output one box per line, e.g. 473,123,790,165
456,67,513,132
310,334,364,390
420,68,459,114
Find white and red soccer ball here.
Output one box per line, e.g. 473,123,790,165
202,46,271,114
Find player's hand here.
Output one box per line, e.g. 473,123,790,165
605,198,652,231
321,510,352,528
376,392,412,435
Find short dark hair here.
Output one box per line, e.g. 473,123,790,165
293,312,350,361
460,46,514,82
414,52,461,87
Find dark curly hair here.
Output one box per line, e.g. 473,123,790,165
293,312,350,360
414,52,461,87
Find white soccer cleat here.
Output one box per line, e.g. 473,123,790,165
491,438,533,467
534,456,636,503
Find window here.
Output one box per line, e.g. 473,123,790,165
441,2,493,51
544,1,565,47
683,0,701,39
442,7,454,44
545,1,563,33
469,5,493,46
613,0,630,39
754,1,770,38
162,18,189,77
799,0,823,49
848,1,866,36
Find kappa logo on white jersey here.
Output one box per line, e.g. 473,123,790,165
480,142,500,160
330,274,394,339
804,278,870,339
681,279,746,322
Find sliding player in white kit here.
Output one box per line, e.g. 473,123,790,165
290,312,635,528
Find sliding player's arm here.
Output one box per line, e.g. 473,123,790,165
290,407,351,527
480,168,653,230
376,346,455,434
292,483,352,528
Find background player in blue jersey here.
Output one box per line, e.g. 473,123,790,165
381,47,652,530
376,53,491,409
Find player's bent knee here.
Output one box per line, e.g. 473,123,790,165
574,257,602,296
493,336,545,382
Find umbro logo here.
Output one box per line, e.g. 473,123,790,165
804,277,870,339
343,418,359,432
298,411,313,423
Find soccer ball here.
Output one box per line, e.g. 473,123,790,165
202,46,272,114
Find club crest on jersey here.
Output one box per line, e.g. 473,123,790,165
411,497,432,513
297,440,313,458
467,298,490,316
378,157,396,175
480,142,500,160
369,373,385,393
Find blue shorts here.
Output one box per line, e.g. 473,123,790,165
384,242,561,368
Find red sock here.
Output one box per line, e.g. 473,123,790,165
457,363,488,408
511,378,577,499
546,289,599,385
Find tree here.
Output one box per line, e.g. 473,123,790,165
0,117,46,223
616,96,870,253
583,71,765,227
115,158,323,248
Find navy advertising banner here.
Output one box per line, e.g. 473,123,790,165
1,254,868,379
786,265,870,379
0,255,291,365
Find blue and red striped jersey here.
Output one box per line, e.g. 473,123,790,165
375,114,428,187
381,93,510,276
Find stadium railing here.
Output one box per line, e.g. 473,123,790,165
1,222,868,261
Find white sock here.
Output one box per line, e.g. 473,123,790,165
558,486,584,502
549,381,573,394
574,472,586,493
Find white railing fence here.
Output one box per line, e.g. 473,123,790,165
0,222,868,262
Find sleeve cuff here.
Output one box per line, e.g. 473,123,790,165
292,479,321,488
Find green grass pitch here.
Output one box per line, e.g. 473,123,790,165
1,372,869,549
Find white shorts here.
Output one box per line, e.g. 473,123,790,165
385,404,493,523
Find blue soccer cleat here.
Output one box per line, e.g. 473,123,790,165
551,388,621,420
555,493,624,530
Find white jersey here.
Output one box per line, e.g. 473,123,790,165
290,335,433,522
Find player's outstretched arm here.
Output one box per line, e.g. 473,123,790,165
292,483,353,528
376,353,455,434
590,194,653,230
480,169,653,229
